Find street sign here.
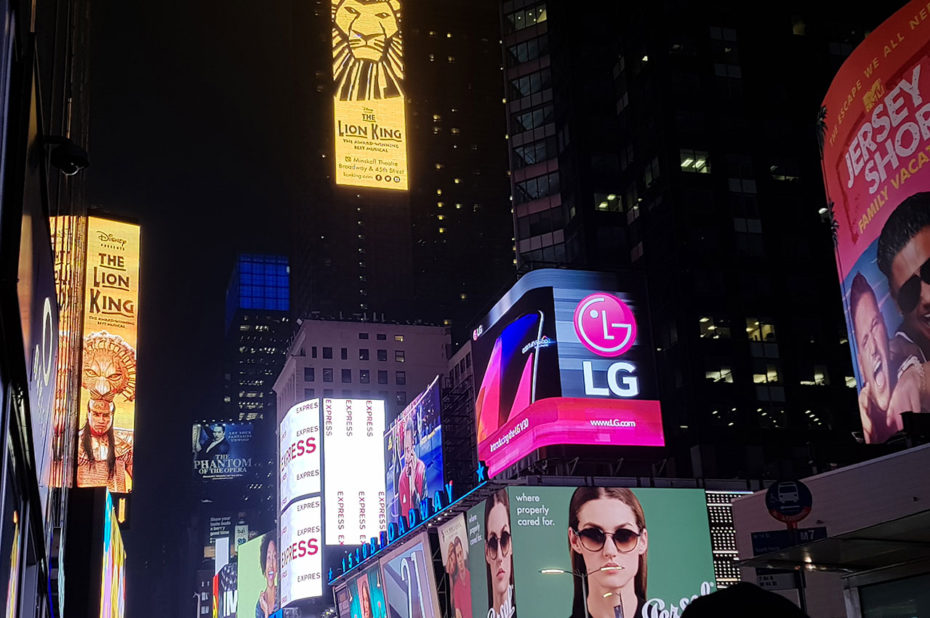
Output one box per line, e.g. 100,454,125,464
765,480,812,524
751,527,827,591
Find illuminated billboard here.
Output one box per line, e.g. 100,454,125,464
51,215,87,489
344,564,387,618
217,563,238,618
77,217,140,491
471,270,664,476
385,377,443,525
280,496,323,604
331,0,408,190
379,531,441,618
323,398,387,545
100,491,126,618
463,487,715,618
820,1,930,443
237,532,278,618
280,400,321,510
437,514,471,618
193,422,257,481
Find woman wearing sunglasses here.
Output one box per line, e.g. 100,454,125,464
568,487,647,618
484,489,515,618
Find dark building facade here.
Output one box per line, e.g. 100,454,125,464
288,0,514,339
499,0,909,478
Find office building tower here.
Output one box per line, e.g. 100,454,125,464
499,0,906,477
288,0,514,337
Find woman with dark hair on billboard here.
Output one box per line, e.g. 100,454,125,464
567,487,648,618
484,489,515,618
357,575,374,618
256,534,278,618
447,536,473,618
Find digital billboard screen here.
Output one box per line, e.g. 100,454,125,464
77,217,140,492
437,514,472,618
821,0,930,443
323,398,387,545
193,422,257,481
280,399,321,511
280,496,323,605
100,491,126,618
385,376,444,525
379,531,441,618
217,563,237,618
334,583,352,617
463,486,715,618
237,532,278,618
331,0,408,190
344,564,387,618
472,270,664,475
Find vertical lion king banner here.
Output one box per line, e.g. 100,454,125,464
77,218,140,492
331,0,408,190
821,1,930,443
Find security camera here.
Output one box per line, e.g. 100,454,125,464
43,136,90,176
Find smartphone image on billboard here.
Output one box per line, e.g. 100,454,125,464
475,310,545,441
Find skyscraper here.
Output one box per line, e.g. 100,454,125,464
499,0,907,477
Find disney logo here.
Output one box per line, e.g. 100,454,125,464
96,232,127,246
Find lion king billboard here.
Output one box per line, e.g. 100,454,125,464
331,0,408,190
820,0,930,443
76,217,140,492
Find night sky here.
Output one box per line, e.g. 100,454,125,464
88,3,304,615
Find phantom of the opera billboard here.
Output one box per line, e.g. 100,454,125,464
193,422,257,482
77,217,140,492
820,0,930,443
471,269,664,476
385,376,444,526
331,0,408,190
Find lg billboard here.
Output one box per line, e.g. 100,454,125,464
820,0,930,443
471,270,664,475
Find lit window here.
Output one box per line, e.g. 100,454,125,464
680,149,710,173
395,350,405,363
394,335,404,342
746,318,776,342
705,367,733,383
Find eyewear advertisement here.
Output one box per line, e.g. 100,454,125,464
463,487,715,618
820,0,930,443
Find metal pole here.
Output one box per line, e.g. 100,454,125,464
581,571,588,618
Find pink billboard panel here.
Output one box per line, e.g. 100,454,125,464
822,1,930,443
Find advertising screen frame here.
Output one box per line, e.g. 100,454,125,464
280,496,323,605
280,399,322,510
463,486,715,618
323,398,387,545
236,532,278,618
193,421,258,482
77,217,140,492
819,0,930,443
378,530,441,618
385,376,444,525
471,270,664,475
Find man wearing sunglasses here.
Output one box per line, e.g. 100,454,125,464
878,192,930,369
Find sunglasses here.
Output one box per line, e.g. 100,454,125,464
572,527,641,553
896,257,930,314
485,530,511,559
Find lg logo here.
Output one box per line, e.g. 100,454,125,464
574,293,639,398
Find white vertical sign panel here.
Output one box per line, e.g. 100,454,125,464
280,399,322,510
280,496,323,604
322,398,387,545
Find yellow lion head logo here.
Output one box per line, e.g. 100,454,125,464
332,0,404,101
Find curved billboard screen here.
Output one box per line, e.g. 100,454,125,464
821,0,930,443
